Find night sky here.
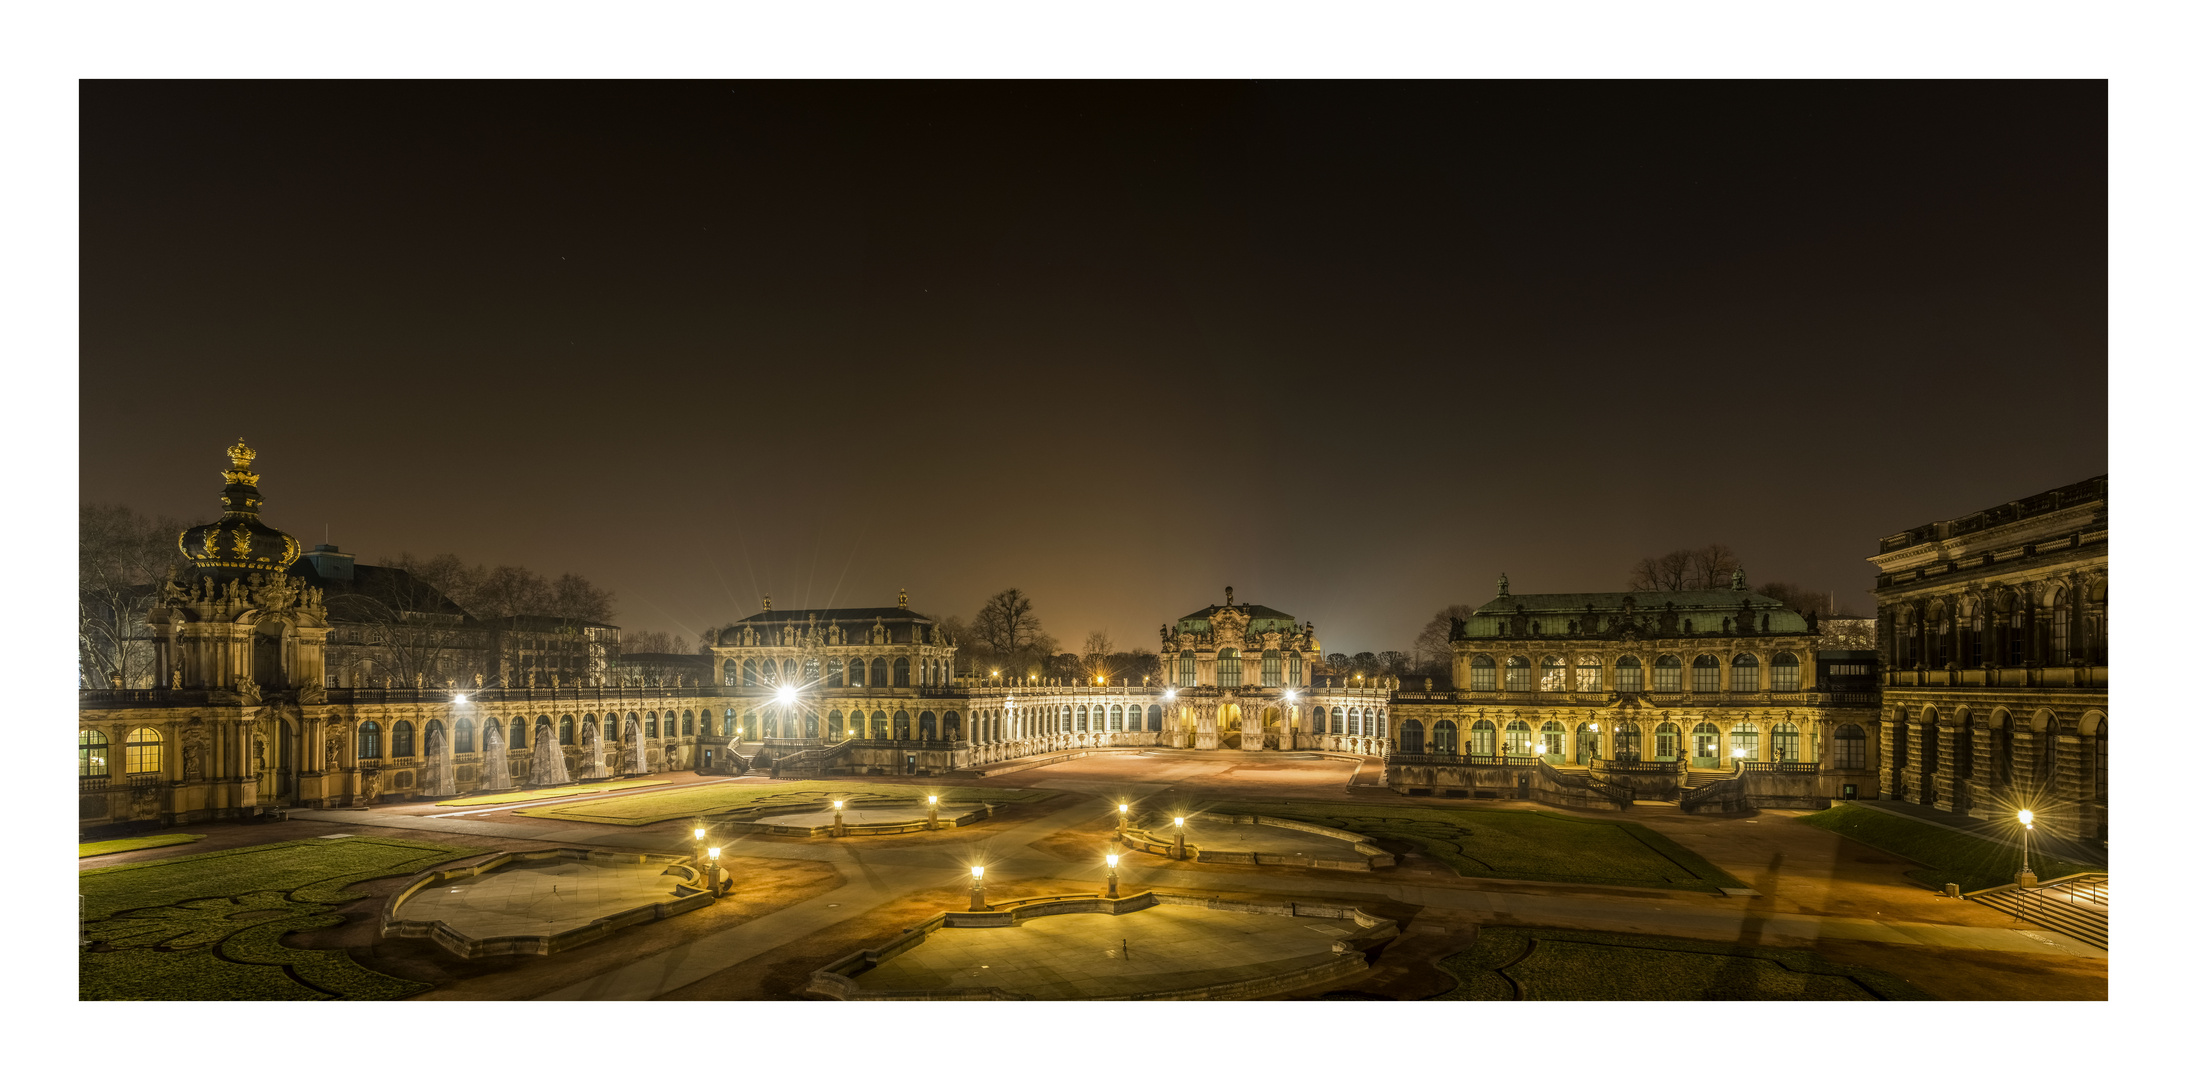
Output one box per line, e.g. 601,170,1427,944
79,81,2107,653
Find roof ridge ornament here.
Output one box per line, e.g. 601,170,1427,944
899,587,909,610
223,437,260,486
1225,585,1234,606
1496,572,1509,598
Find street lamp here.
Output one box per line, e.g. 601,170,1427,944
832,799,846,838
1172,816,1187,861
969,865,988,911
2017,809,2038,888
927,793,940,831
705,846,723,895
1116,802,1130,840
1105,851,1121,898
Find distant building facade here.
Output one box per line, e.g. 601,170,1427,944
1870,476,2107,842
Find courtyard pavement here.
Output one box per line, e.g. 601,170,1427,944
394,858,690,940
269,751,2106,999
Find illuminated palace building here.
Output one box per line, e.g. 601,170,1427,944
1869,476,2107,843
80,440,1893,830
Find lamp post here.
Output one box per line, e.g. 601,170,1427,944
1116,802,1130,842
1172,816,1187,861
927,793,940,831
2016,809,2038,888
832,799,845,838
1105,851,1120,899
705,846,723,896
968,865,987,912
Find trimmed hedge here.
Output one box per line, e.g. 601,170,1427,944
79,834,205,858
1212,799,1745,892
79,837,479,1000
436,778,669,807
1798,803,2099,891
516,779,1054,826
1435,926,1932,1000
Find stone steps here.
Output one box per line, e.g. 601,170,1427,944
1967,873,2108,949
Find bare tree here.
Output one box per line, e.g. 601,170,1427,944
973,588,1052,677
1108,648,1160,684
623,629,689,654
1411,603,1476,672
1376,650,1412,678
1630,545,1741,590
1755,581,1829,621
79,504,187,688
1082,629,1114,681
325,564,485,688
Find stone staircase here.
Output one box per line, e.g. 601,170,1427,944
1966,873,2108,950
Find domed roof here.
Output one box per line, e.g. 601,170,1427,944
177,438,300,579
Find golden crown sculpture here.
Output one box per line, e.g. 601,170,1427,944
223,437,260,486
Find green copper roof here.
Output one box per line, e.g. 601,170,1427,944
1175,603,1298,637
1464,589,1807,636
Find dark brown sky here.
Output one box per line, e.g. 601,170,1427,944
79,81,2107,653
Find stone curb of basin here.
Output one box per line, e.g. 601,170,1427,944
804,891,1400,1001
381,848,713,959
1116,812,1395,872
724,799,996,837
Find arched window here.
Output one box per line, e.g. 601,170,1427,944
1575,655,1603,692
1691,722,1719,761
700,709,713,737
1128,705,1143,731
1730,653,1760,692
741,658,759,685
841,709,860,739
508,718,525,750
1469,719,1496,756
1470,655,1496,691
1147,704,1162,732
558,717,574,746
1505,656,1531,692
1728,721,1757,760
1540,721,1566,758
1612,722,1640,757
680,710,693,737
1400,719,1425,754
759,658,777,684
1349,707,1364,736
827,709,844,741
1504,720,1532,757
1289,651,1304,686
1433,719,1459,754
1539,655,1566,691
1771,723,1801,762
1769,653,1800,692
1692,654,1722,692
1654,722,1681,760
1077,705,1091,732
1312,706,1326,734
918,711,937,741
483,718,502,752
455,717,476,754
124,727,163,775
1654,655,1682,692
893,709,911,739
1261,652,1283,686
1217,648,1242,687
827,658,844,687
846,657,865,687
640,712,655,738
805,657,822,684
356,721,382,759
394,720,417,757
2050,603,2071,660
893,657,912,686
1614,656,1644,693
80,730,110,777
1833,725,1867,770
1177,653,1197,686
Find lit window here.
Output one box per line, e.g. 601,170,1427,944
1470,655,1495,691
1771,723,1801,762
1177,653,1197,687
1505,656,1531,692
358,721,382,759
1655,722,1681,760
125,727,163,775
1217,648,1242,688
79,730,110,777
1503,722,1532,756
395,720,418,757
1470,720,1496,756
1731,653,1760,692
1539,656,1566,691
1575,655,1602,692
1654,655,1682,691
1614,656,1644,692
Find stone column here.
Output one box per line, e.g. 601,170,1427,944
1967,725,1995,819
1877,721,1900,799
2051,734,2089,842
1902,720,1926,802
2009,728,2037,817
1934,721,1961,813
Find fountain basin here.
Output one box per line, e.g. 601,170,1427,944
734,799,992,837
382,848,713,958
1120,812,1394,871
807,892,1397,1000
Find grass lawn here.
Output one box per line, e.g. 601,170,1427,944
436,777,669,807
1798,803,2099,891
79,834,205,858
80,836,482,1000
516,780,1055,826
1436,926,1932,1000
1210,799,1744,892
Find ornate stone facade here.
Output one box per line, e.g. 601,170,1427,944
1870,475,2107,842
